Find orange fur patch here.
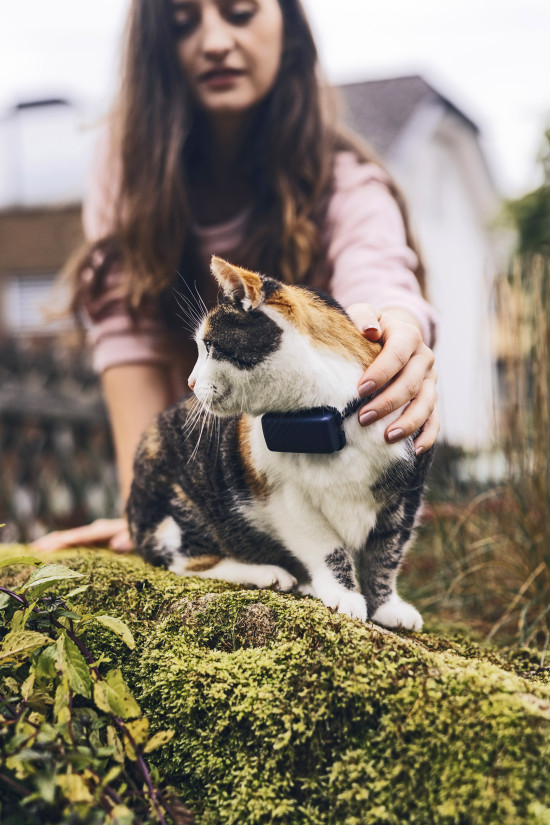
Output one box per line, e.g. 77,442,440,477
185,555,222,572
171,483,189,505
238,416,271,500
210,256,263,309
266,285,381,369
141,423,161,461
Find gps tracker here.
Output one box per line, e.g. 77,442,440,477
261,407,346,454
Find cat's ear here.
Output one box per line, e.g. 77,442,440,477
210,256,263,310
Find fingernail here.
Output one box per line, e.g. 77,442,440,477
362,325,381,336
358,380,376,396
387,428,404,443
359,410,377,426
415,446,424,456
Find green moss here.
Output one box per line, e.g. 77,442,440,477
2,545,550,824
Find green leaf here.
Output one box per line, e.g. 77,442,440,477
36,642,58,681
124,717,150,760
21,670,35,700
105,804,134,825
35,771,57,804
143,728,175,754
9,610,26,632
92,615,135,649
54,675,71,720
0,630,51,665
56,771,94,803
0,591,12,610
19,563,84,596
0,555,41,570
64,584,90,600
106,725,125,764
57,608,83,621
93,669,141,720
55,633,92,699
20,600,39,629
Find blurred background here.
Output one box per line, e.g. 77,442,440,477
1,0,549,648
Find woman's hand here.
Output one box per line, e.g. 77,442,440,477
346,303,439,455
31,518,134,554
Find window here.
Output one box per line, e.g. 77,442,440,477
2,272,72,333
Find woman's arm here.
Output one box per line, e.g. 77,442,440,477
32,363,175,553
328,153,439,452
101,363,176,505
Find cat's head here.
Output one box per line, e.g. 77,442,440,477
189,256,380,417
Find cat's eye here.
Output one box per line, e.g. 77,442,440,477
204,340,212,354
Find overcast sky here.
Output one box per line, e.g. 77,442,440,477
1,0,549,196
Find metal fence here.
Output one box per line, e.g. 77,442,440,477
0,337,118,542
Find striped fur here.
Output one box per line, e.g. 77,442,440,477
127,258,433,629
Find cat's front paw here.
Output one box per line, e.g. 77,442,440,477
372,594,423,631
313,586,368,621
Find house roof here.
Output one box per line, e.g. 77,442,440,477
337,75,479,156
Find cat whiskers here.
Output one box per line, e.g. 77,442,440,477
181,395,207,439
172,274,207,335
184,391,214,465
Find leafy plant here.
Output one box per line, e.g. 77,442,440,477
0,557,193,825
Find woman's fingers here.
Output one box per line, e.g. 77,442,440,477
360,367,438,448
412,406,440,455
359,323,427,394
109,525,134,553
356,308,439,449
383,374,439,448
346,303,382,341
359,351,431,424
31,518,131,554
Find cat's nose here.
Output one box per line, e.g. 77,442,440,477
188,375,196,390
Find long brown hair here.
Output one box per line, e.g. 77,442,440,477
70,0,426,313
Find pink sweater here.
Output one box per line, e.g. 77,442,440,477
82,144,437,376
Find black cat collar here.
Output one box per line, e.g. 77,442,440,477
261,398,366,454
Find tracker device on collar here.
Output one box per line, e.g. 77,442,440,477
261,398,365,454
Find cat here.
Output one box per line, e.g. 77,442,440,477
126,256,433,630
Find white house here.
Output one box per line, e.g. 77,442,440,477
339,75,500,450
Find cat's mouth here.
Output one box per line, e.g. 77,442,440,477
196,385,233,415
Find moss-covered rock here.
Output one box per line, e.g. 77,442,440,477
2,545,550,825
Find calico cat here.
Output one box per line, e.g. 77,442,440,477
127,256,433,630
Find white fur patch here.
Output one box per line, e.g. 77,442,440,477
155,517,185,575
192,559,297,591
372,593,423,631
156,517,182,555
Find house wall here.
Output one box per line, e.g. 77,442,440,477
0,205,83,338
388,111,498,449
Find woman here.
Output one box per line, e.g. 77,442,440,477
34,0,438,553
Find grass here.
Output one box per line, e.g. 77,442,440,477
406,254,550,654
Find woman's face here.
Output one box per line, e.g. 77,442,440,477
172,0,284,123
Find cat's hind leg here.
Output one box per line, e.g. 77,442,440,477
138,515,297,591
179,557,297,591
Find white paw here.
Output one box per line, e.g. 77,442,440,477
372,594,423,631
249,565,297,592
314,586,368,621
297,583,315,597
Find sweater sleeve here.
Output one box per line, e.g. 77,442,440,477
81,128,172,373
327,152,437,346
